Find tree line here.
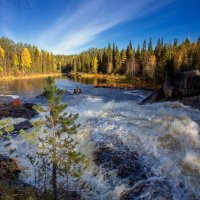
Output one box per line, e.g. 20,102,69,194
0,37,64,76
1,36,200,83
63,37,200,83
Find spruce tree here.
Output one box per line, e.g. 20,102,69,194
148,37,153,54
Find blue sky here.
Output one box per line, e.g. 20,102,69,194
0,0,199,54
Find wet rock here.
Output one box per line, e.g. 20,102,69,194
93,141,151,186
141,70,200,105
13,120,33,132
0,102,38,119
63,191,81,200
0,95,15,104
120,178,173,200
1,120,33,136
180,95,200,110
0,154,21,180
163,81,174,99
74,87,82,94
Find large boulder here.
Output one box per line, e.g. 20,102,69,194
0,102,38,119
141,70,200,104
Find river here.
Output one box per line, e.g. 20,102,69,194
0,75,200,200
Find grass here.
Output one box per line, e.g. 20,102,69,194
0,73,63,81
72,73,161,90
0,181,39,200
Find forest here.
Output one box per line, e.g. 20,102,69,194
63,37,200,83
0,36,200,83
0,37,63,76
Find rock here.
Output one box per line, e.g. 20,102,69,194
0,95,15,104
163,81,174,99
1,120,33,136
0,102,38,119
0,154,21,180
63,191,81,200
140,91,159,104
74,87,82,94
141,70,200,104
180,95,200,110
93,140,151,186
120,178,173,200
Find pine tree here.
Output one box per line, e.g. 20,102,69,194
148,37,153,54
173,39,178,48
107,43,113,74
20,78,86,199
120,49,127,74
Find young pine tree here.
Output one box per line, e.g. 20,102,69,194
20,77,86,200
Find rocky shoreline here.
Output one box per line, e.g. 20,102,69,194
141,70,200,110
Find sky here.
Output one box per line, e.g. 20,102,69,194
0,0,199,55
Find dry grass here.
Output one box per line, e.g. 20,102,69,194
71,73,160,90
0,73,63,81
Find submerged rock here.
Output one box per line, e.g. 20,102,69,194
120,178,173,200
93,139,151,186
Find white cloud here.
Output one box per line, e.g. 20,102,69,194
25,0,176,54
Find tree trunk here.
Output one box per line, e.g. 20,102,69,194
51,114,58,200
52,160,57,200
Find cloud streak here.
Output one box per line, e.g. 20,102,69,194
1,0,175,54
40,0,171,54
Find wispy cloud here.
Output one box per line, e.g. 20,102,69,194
1,0,174,54
37,0,173,54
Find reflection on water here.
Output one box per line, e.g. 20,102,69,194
68,75,107,85
0,78,47,97
0,75,107,98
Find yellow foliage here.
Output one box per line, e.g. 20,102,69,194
21,48,32,68
143,54,157,81
93,57,98,73
0,66,4,73
0,46,5,58
12,54,19,66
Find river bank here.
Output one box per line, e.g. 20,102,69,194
70,73,161,91
0,73,63,81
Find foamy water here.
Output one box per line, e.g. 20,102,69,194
0,77,200,199
69,96,200,199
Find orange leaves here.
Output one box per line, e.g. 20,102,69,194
12,99,23,107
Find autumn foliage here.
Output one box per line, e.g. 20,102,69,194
12,99,23,107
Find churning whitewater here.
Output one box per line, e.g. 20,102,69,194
0,77,200,199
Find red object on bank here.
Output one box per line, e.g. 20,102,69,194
12,99,23,107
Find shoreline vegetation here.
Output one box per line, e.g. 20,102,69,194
0,73,63,81
70,72,161,90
